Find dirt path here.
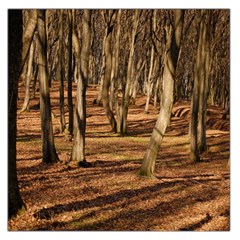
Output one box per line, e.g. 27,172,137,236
9,82,230,231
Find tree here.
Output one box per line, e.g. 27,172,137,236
120,10,140,134
36,9,59,164
56,9,66,133
8,10,26,218
21,10,38,72
20,39,35,112
101,10,118,132
144,10,157,114
71,10,91,166
67,10,74,135
139,10,184,178
190,10,211,162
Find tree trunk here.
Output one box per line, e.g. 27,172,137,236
31,59,38,98
101,10,117,132
67,10,74,135
20,39,35,112
144,10,156,114
120,10,140,134
144,47,154,114
112,10,122,133
71,10,91,165
8,9,26,218
139,10,184,178
57,9,66,133
37,10,59,164
21,10,37,72
190,10,210,161
198,11,210,153
130,58,145,104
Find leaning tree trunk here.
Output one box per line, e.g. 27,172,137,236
37,9,59,164
71,10,91,166
8,9,26,218
21,10,37,73
139,10,184,178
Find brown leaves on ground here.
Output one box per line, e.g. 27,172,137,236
9,82,230,231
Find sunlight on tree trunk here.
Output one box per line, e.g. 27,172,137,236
20,40,35,113
190,10,210,161
71,10,91,166
57,9,66,133
101,10,117,133
67,10,74,135
37,9,59,164
139,10,184,178
120,10,140,134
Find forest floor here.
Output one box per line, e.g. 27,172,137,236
9,81,230,231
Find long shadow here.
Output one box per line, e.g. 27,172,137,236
34,177,226,230
17,134,41,142
33,180,186,220
179,214,212,231
17,155,42,161
33,172,225,223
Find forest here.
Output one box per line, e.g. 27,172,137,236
8,9,230,231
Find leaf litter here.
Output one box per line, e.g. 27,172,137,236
9,82,230,231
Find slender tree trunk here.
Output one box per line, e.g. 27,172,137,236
101,10,117,132
95,34,106,105
130,58,145,104
21,10,37,72
144,47,154,113
198,11,210,153
190,10,211,158
120,10,140,134
37,10,59,164
67,10,74,135
153,77,159,109
8,10,26,218
31,59,38,98
112,10,122,133
145,10,156,113
20,40,35,112
139,10,184,178
71,10,91,165
57,9,66,133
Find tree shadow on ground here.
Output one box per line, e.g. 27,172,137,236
34,174,228,230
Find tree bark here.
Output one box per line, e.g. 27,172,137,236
67,10,74,135
144,47,155,114
37,10,59,164
20,40,35,112
120,10,140,134
190,10,211,160
144,10,157,114
139,10,184,178
101,10,117,132
57,9,66,133
21,10,37,73
8,9,26,218
71,10,91,165
198,11,210,153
